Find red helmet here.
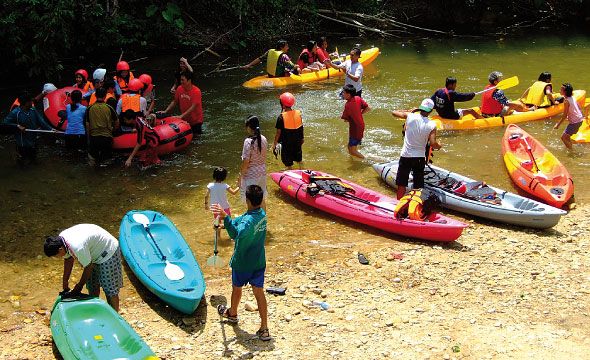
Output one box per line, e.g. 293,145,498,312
280,92,295,107
128,78,143,92
138,74,152,85
116,61,130,71
75,69,88,81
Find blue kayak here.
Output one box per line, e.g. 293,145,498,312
50,295,158,360
120,210,206,314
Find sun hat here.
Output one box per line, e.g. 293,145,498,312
418,98,434,113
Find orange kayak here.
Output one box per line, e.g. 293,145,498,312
570,98,590,144
502,124,573,208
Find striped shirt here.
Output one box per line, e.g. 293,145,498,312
241,135,268,179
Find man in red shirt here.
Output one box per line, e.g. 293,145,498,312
158,71,204,134
341,84,370,159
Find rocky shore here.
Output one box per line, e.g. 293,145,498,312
1,204,589,360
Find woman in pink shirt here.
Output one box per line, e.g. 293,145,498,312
238,115,268,212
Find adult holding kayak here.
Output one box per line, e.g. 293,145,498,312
520,72,557,108
44,224,124,312
325,47,364,97
431,76,483,119
481,71,529,117
242,40,300,77
238,115,268,213
395,98,441,200
158,70,204,134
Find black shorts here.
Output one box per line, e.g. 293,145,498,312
395,157,426,189
88,136,113,163
280,140,303,167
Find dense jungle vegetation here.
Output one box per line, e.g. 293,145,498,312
1,0,589,80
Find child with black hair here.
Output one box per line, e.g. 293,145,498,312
341,84,370,159
211,185,270,341
65,89,87,150
554,83,584,149
205,167,240,239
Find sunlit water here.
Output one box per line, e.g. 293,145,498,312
1,35,589,321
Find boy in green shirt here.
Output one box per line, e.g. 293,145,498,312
211,185,270,341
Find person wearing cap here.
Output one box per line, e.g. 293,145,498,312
395,98,441,199
158,70,204,134
431,76,483,120
481,71,529,117
3,91,54,165
83,68,107,101
341,84,370,159
43,224,123,312
272,92,304,169
9,83,56,112
325,47,364,97
115,78,147,117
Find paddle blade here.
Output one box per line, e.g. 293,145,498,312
132,213,150,227
496,76,519,90
165,260,185,280
206,255,226,268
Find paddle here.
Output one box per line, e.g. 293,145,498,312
474,76,519,95
132,213,185,281
206,217,226,268
24,129,64,134
521,137,542,174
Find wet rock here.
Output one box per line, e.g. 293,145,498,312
182,317,196,326
244,301,258,311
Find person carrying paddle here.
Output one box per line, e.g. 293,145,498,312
242,40,300,77
431,76,483,120
481,71,529,117
554,83,584,150
3,91,54,165
211,185,271,342
44,224,124,312
396,98,441,200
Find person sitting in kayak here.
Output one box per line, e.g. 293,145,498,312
113,61,134,97
116,78,147,117
73,69,94,92
297,40,323,73
520,72,558,108
316,36,339,64
554,83,584,150
139,74,155,115
481,71,530,118
431,76,483,120
242,40,300,77
83,68,107,102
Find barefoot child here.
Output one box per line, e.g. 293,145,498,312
211,185,270,341
341,84,370,159
554,83,583,150
205,167,240,239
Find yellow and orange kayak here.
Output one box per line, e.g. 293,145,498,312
502,124,573,208
430,90,586,130
242,47,380,88
570,98,590,143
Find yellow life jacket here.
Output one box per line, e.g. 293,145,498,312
281,110,302,130
394,190,426,221
524,81,552,107
266,49,283,77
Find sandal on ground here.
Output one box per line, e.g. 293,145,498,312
216,304,238,323
256,328,271,341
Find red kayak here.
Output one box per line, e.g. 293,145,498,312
43,86,85,131
502,124,573,208
270,170,468,242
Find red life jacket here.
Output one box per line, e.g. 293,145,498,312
481,85,503,115
297,48,317,70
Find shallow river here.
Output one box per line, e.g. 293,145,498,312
1,34,589,321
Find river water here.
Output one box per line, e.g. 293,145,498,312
1,35,589,322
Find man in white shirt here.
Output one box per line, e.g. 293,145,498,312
325,47,364,97
44,224,123,311
396,98,441,199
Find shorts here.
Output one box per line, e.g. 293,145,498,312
232,267,265,288
240,175,268,202
86,248,123,297
280,141,303,167
395,156,426,189
213,208,231,219
191,122,203,135
565,121,583,136
348,137,362,147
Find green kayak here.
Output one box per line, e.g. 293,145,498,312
50,295,158,360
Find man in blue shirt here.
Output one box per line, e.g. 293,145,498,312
211,185,271,341
3,92,54,164
431,76,483,120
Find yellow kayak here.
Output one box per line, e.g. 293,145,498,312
570,98,590,144
242,47,380,88
430,90,586,130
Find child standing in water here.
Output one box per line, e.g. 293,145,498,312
341,84,370,159
554,83,583,149
205,167,240,239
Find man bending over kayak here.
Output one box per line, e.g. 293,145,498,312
431,76,483,120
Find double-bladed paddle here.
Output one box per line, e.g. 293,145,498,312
475,76,519,95
132,213,185,280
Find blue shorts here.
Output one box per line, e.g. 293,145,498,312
565,121,583,136
348,137,362,146
232,267,265,288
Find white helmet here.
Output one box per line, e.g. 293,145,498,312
93,68,107,82
42,83,57,94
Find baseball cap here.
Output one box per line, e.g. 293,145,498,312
418,98,434,113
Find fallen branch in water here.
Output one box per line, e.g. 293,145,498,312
128,56,148,64
302,8,399,38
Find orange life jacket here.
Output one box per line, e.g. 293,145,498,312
281,110,302,130
394,190,427,221
121,94,140,112
89,92,115,105
10,98,20,111
481,85,503,115
114,72,135,92
75,81,94,92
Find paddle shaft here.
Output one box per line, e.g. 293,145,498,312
522,137,541,173
144,226,167,261
338,192,395,213
24,129,64,134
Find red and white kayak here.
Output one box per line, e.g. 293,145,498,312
112,117,193,156
270,170,468,242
